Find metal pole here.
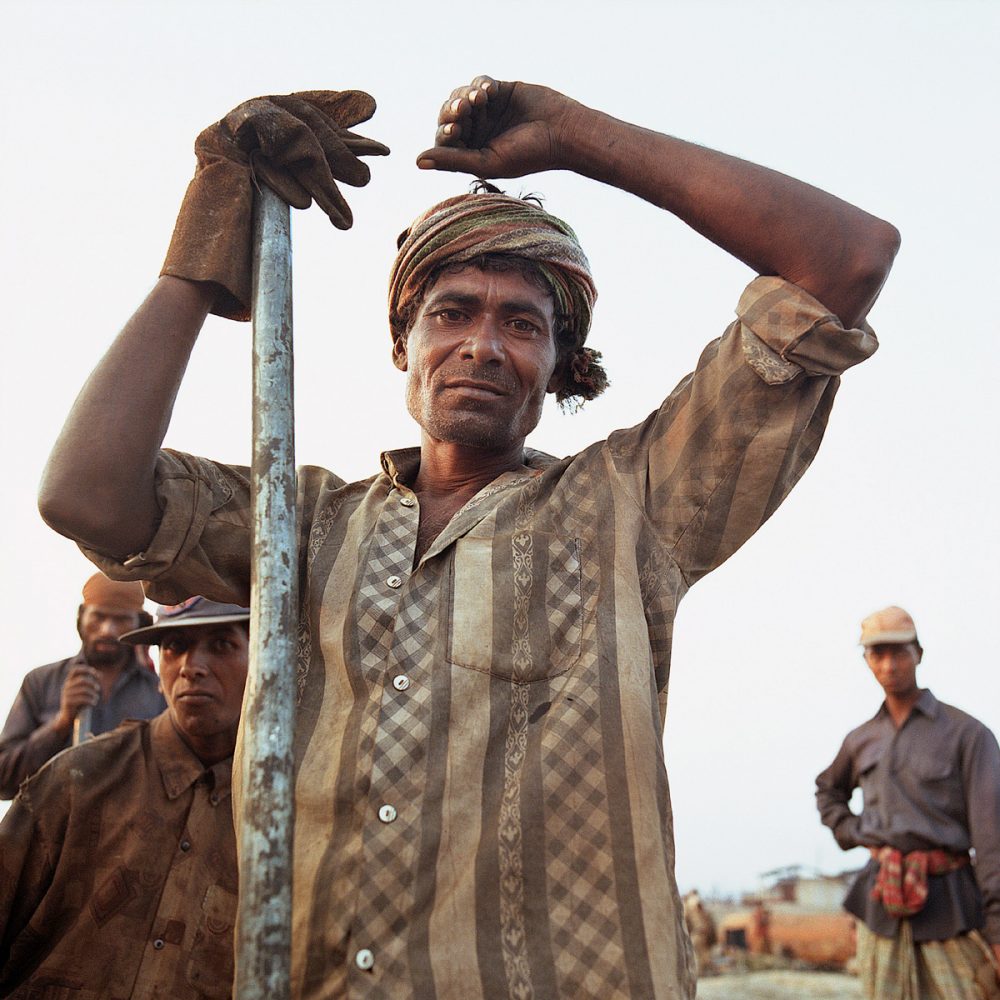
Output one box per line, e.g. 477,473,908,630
72,706,92,746
236,183,297,1000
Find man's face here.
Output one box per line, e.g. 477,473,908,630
394,266,559,451
864,642,922,699
78,604,141,667
158,624,249,763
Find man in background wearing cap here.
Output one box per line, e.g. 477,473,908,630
37,76,898,998
0,597,249,999
816,607,1000,998
0,571,166,799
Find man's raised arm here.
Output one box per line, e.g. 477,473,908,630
418,76,899,328
39,91,387,558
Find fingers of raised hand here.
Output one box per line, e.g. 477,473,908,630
436,76,501,146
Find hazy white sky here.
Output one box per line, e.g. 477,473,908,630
2,0,998,895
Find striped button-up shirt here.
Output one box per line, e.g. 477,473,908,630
87,277,877,1000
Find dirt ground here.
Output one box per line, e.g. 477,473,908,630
695,970,862,999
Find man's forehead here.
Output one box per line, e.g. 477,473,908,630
158,622,244,643
422,266,555,315
82,604,139,617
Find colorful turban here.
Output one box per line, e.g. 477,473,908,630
388,193,597,350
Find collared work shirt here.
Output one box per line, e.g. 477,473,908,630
816,688,1000,943
0,712,237,999
87,277,877,1000
0,650,167,799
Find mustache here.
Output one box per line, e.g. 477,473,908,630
438,365,517,393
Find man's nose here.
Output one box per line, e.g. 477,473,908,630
461,318,505,364
178,646,210,677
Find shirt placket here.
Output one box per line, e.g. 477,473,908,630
349,485,430,997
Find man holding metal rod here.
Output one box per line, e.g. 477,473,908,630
38,76,898,998
0,572,163,799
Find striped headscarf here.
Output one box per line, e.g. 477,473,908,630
388,193,597,350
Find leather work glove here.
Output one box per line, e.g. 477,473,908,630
162,90,389,320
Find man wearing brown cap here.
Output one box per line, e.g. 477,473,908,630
0,572,166,799
37,77,898,998
816,607,1000,999
0,597,249,999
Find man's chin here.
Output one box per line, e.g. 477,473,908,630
85,644,127,667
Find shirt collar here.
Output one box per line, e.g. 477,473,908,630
874,688,938,723
379,446,560,492
151,712,233,801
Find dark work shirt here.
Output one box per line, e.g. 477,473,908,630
816,689,1000,943
0,712,236,999
0,650,166,798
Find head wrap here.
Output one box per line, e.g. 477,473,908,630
81,572,145,612
388,193,597,350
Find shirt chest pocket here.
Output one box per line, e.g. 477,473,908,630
447,530,584,683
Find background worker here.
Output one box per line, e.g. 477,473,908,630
0,571,165,798
0,597,249,999
816,606,1000,998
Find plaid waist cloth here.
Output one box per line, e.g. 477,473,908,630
870,847,971,918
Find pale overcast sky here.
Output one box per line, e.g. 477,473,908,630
2,0,998,895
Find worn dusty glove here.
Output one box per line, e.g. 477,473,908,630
162,90,389,320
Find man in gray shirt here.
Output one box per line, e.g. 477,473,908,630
816,605,1000,999
0,572,165,798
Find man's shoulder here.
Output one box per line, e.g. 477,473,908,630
20,655,76,689
933,695,998,740
24,717,151,793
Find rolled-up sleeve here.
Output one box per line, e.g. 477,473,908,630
607,276,879,586
80,449,253,607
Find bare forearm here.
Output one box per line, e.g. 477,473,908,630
423,78,899,329
38,276,214,556
557,104,899,327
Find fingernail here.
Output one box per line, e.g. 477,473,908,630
443,123,455,135
469,89,480,103
481,80,492,91
451,98,462,113
417,157,434,169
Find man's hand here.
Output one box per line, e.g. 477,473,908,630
52,666,101,737
162,89,389,320
417,76,582,178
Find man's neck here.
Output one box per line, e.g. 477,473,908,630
413,435,530,498
884,687,922,728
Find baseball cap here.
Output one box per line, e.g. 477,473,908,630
120,596,250,645
858,606,918,647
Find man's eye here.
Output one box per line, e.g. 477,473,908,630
508,318,539,335
435,308,467,322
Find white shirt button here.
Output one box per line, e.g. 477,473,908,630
400,496,416,507
355,948,375,971
392,675,410,691
387,575,402,589
378,804,398,823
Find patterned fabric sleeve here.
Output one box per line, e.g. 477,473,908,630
0,779,56,976
80,451,349,608
79,449,254,606
606,276,877,585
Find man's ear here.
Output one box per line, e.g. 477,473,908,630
392,336,408,372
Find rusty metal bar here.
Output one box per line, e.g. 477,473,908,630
237,183,297,999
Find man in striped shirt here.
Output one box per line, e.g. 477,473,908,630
39,76,898,998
